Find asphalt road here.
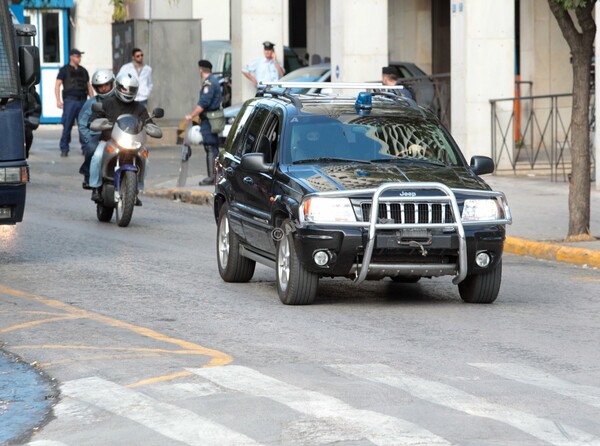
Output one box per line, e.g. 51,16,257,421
1,136,600,445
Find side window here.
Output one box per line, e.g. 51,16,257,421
254,112,281,164
226,103,255,156
223,52,232,75
240,106,270,156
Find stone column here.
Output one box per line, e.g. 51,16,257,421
451,1,514,161
330,0,387,84
231,0,286,104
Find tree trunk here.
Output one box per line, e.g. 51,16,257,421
547,1,595,239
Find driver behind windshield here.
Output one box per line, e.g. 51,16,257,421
88,73,152,203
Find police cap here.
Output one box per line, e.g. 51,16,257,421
263,41,275,50
198,59,213,70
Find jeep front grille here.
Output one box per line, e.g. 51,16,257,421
360,202,455,224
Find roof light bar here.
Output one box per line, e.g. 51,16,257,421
260,82,408,90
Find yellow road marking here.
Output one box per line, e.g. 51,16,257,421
12,345,219,355
128,371,194,388
574,277,600,282
0,284,234,385
38,353,162,368
0,315,83,333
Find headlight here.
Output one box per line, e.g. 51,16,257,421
462,199,500,222
0,167,26,184
302,197,356,223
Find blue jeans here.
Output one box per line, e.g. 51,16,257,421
89,141,149,190
59,98,86,153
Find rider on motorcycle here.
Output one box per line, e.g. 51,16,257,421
88,73,151,203
79,68,115,189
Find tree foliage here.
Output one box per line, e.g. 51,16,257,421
547,0,596,239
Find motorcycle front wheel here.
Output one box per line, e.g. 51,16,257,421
115,170,137,227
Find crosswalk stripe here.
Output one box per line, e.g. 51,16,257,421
28,441,69,446
332,363,600,446
61,376,260,446
470,363,600,408
189,365,452,446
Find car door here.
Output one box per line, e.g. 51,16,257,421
226,104,272,250
239,109,283,255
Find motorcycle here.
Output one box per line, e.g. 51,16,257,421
89,105,164,227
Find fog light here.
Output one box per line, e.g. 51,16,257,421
475,252,491,268
313,250,329,266
0,207,12,219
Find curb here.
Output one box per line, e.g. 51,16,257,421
142,190,600,269
504,236,600,269
143,188,213,205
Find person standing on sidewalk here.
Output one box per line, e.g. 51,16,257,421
55,49,94,157
185,60,222,185
242,41,285,89
117,48,153,107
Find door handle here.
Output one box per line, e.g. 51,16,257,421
243,176,254,185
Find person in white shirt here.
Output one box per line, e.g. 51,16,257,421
117,48,153,106
242,41,285,88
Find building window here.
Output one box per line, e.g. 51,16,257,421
42,12,60,63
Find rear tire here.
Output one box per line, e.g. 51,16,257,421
115,170,136,227
276,220,318,305
458,260,502,304
96,204,114,222
217,204,256,282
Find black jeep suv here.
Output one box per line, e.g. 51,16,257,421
213,83,511,305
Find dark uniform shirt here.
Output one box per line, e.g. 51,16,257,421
57,64,90,100
197,73,222,145
90,95,151,141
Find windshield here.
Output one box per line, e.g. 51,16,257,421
284,114,462,166
115,115,142,135
0,2,20,97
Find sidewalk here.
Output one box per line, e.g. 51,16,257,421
146,167,600,269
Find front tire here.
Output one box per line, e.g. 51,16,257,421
458,260,502,304
115,170,136,227
217,204,255,282
276,221,318,305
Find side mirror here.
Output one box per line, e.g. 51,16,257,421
470,156,495,175
91,101,104,113
18,46,40,87
240,153,273,174
152,108,164,119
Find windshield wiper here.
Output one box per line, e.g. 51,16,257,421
292,157,372,165
370,158,447,167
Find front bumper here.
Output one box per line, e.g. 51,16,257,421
294,182,511,284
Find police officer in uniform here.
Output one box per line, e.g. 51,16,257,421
185,60,222,185
55,48,94,157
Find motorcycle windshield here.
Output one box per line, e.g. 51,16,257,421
115,115,142,135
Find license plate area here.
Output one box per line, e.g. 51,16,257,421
397,228,432,246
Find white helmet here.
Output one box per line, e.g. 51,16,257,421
91,69,114,98
186,125,203,145
114,72,139,103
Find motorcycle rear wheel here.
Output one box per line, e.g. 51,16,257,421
115,170,136,227
96,203,114,222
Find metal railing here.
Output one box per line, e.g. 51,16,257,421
490,92,596,182
402,73,451,129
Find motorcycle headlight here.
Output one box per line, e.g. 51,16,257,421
462,199,500,222
302,197,356,223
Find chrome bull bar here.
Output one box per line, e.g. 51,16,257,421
298,182,512,285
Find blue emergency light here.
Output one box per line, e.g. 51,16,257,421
355,92,372,115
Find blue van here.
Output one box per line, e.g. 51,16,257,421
0,2,40,225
